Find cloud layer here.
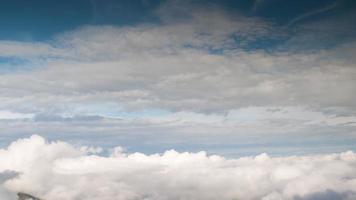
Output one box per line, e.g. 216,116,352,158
0,2,355,114
0,0,355,154
0,135,355,200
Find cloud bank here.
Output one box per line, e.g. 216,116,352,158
0,135,356,200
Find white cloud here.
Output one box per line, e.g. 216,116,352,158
0,171,17,200
0,41,57,58
0,135,356,200
0,111,33,120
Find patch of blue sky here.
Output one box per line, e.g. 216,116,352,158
0,56,26,65
0,0,161,41
251,0,341,25
0,55,52,74
0,56,34,73
227,34,290,53
69,102,170,119
182,32,291,54
95,108,170,120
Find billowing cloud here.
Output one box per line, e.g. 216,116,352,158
0,135,355,200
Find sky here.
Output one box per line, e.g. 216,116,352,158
0,0,356,199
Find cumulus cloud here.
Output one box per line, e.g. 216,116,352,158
0,135,355,200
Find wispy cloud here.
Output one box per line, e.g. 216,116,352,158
286,1,339,27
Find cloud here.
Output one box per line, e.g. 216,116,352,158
0,171,18,200
1,33,356,113
0,23,355,153
0,2,354,116
294,189,356,200
0,111,33,120
0,0,354,152
0,135,355,200
0,41,57,58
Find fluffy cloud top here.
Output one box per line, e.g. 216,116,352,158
0,135,356,200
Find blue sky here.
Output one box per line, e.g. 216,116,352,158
1,0,354,43
0,0,355,157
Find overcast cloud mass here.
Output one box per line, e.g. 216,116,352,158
0,0,356,199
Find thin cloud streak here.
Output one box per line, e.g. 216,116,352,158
285,1,339,28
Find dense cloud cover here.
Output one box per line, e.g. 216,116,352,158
0,135,355,200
